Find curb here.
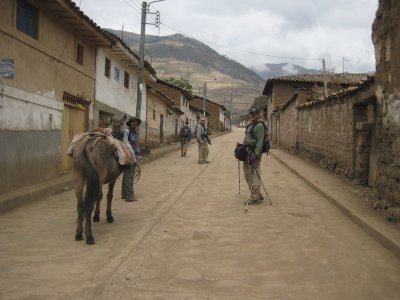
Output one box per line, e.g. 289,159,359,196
271,151,400,260
0,144,182,215
0,132,228,215
0,175,75,215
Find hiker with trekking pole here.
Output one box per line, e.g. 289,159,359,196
241,106,272,207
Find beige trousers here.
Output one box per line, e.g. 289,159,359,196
243,159,262,200
197,142,209,163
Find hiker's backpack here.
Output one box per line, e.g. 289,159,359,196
248,122,270,154
181,126,191,138
234,143,247,161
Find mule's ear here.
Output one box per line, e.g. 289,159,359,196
117,114,126,126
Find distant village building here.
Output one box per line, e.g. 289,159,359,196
191,96,229,132
148,79,195,141
146,86,183,147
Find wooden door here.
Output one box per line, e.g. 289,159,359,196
59,104,86,173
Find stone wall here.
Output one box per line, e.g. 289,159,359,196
372,0,400,205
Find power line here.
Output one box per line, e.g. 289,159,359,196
159,22,322,62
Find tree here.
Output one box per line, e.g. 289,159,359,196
164,77,193,96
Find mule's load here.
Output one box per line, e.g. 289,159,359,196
68,127,135,166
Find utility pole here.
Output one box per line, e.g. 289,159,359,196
136,0,164,119
230,92,234,131
136,1,147,119
342,56,345,74
202,82,207,117
322,58,328,98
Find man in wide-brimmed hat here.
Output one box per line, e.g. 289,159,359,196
122,116,142,202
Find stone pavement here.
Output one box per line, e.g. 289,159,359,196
1,130,399,261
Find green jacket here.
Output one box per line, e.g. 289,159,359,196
243,122,264,156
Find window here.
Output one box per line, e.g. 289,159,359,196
76,42,84,65
124,71,129,88
104,57,111,78
16,0,38,39
153,109,156,120
114,67,120,81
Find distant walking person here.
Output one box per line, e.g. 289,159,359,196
122,116,141,202
196,117,211,164
179,121,192,157
243,106,265,205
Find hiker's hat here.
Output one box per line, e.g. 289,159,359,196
126,116,142,126
249,106,260,115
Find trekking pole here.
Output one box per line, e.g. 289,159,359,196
253,165,272,206
238,160,241,195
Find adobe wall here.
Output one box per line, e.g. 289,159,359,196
297,98,355,177
279,98,298,152
372,0,400,205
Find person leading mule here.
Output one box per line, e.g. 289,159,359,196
122,116,141,202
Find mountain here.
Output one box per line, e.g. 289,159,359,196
253,63,321,80
105,29,265,115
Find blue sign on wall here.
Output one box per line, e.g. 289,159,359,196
0,59,14,79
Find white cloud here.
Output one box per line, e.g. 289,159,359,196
76,0,378,73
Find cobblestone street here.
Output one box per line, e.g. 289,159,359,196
1,129,399,300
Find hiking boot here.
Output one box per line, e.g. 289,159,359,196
125,197,137,202
203,161,210,163
243,198,262,205
198,162,207,164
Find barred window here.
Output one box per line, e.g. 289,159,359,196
16,0,38,39
124,71,129,88
76,42,84,65
105,57,111,78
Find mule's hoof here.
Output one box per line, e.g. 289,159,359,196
93,215,100,222
86,236,95,245
75,233,83,241
107,216,114,223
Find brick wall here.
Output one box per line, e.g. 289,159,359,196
372,0,400,205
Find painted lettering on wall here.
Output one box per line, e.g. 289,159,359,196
0,59,14,79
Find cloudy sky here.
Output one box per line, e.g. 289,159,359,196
75,0,378,73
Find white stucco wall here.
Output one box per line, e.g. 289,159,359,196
0,83,62,131
95,48,145,118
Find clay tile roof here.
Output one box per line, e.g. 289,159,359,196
262,73,370,95
296,74,375,109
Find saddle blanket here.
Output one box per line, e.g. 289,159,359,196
67,128,135,165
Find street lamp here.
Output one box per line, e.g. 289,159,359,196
230,90,239,131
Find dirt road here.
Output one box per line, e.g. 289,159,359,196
0,128,399,299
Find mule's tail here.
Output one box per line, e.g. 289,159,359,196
76,139,101,219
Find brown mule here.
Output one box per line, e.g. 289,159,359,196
73,117,125,245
